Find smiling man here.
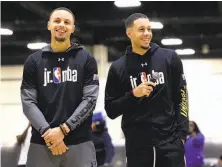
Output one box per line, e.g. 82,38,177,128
21,7,99,167
105,13,189,167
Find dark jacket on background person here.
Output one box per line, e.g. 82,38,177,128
91,112,115,166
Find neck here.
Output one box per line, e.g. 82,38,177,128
190,132,197,137
132,43,150,56
51,38,71,52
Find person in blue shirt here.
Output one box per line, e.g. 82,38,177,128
185,121,205,167
91,112,115,166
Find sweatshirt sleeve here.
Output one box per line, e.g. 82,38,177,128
20,55,50,135
192,133,205,147
65,54,99,131
171,52,189,140
105,64,139,119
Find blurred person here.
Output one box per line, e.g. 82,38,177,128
216,155,222,167
105,13,189,167
1,122,30,167
20,7,99,167
185,121,205,167
17,122,31,167
91,112,115,167
16,122,31,146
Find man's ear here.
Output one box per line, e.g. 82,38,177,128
126,28,132,39
71,25,75,33
47,21,51,31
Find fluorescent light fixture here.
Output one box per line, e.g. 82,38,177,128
0,28,13,35
27,42,48,50
175,48,195,55
150,21,163,29
114,0,141,8
161,38,183,45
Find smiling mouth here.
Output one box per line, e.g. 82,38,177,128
142,39,150,42
56,30,66,33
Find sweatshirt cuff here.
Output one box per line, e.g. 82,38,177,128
39,126,50,135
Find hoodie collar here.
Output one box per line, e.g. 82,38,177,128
42,42,83,54
125,42,159,56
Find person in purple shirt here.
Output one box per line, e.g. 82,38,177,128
185,121,205,167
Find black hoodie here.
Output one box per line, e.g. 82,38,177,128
105,43,189,149
21,43,99,145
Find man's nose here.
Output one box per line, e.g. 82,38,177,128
58,22,65,27
144,29,150,35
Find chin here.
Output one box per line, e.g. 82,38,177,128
55,36,66,42
140,45,150,50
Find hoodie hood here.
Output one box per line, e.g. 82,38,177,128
42,42,83,53
125,42,160,57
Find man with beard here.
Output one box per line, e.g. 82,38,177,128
105,13,189,167
20,7,99,167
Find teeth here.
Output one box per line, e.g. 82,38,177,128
57,30,65,33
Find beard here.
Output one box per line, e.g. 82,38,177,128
140,45,150,50
55,36,66,42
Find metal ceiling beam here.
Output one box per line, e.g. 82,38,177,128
2,21,47,31
17,2,51,19
15,2,80,32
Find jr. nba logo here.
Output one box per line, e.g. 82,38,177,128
53,67,61,83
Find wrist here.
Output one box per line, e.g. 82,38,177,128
63,123,70,134
131,89,136,97
59,124,68,136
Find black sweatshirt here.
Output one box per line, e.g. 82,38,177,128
20,43,99,145
105,43,189,148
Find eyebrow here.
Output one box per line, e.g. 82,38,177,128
138,26,152,29
53,17,72,21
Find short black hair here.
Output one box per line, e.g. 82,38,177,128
49,7,75,22
125,13,148,29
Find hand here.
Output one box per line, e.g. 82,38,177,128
42,127,64,147
16,123,31,144
133,81,156,97
50,141,69,155
16,134,27,144
181,139,185,144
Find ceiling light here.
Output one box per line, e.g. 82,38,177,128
175,48,195,55
27,42,48,50
161,38,183,45
0,28,13,35
150,21,163,29
114,0,141,8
